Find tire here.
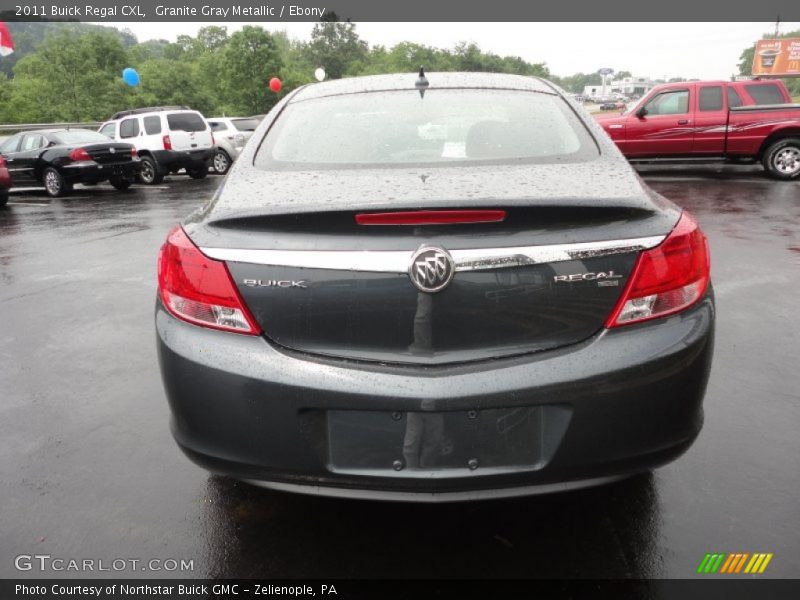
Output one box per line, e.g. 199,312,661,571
137,156,164,185
187,166,208,180
212,149,231,175
0,192,8,207
110,176,132,190
42,167,72,197
761,137,800,180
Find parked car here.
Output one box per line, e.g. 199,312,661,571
207,116,261,174
156,72,714,502
0,129,140,197
0,154,10,206
98,106,213,185
596,79,800,179
599,102,624,111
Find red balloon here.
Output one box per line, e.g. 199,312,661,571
269,77,282,93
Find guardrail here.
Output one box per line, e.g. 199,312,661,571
0,122,102,133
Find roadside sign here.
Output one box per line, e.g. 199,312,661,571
752,38,800,76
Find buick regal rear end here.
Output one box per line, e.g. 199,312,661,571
156,73,714,502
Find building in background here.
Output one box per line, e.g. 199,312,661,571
584,76,655,100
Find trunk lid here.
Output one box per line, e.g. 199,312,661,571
84,143,133,164
191,162,678,365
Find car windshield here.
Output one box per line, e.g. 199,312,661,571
256,89,598,170
231,118,260,131
166,112,207,132
51,130,111,145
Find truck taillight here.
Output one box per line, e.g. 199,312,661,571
211,132,216,146
606,211,710,328
68,147,91,161
162,135,172,150
131,147,138,158
157,225,260,335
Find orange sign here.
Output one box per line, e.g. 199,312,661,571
752,38,800,76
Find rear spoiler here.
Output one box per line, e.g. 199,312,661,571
730,103,800,113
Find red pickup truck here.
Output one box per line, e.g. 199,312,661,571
595,79,800,180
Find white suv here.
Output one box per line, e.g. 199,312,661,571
98,106,214,184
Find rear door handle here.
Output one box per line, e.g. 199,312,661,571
677,119,690,125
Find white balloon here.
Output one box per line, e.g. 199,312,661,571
314,68,326,82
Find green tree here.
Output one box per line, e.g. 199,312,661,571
303,20,368,79
7,30,126,121
219,26,283,114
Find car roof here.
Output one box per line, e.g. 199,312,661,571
12,128,94,136
108,106,198,121
290,72,557,103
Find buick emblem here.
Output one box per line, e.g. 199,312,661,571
408,246,455,293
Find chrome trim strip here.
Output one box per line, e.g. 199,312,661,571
200,235,665,273
243,474,629,503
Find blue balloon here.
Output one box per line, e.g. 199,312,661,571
122,67,140,87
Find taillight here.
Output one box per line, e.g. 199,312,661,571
68,147,91,161
131,147,138,158
606,211,710,328
157,225,260,335
355,210,507,226
162,135,172,150
211,132,216,146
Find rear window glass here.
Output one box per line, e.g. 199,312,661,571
209,121,227,132
699,86,723,111
744,84,785,105
167,112,207,132
255,89,598,170
143,115,162,135
231,118,259,131
51,130,111,144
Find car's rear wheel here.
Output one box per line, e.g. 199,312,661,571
42,167,72,197
110,176,132,190
187,166,208,179
762,138,800,180
212,150,231,175
138,156,164,185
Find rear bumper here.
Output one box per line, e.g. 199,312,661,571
61,160,141,183
152,149,213,171
156,294,714,501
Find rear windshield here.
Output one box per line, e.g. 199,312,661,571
51,130,110,145
166,112,207,132
744,83,785,105
255,89,598,170
231,118,260,131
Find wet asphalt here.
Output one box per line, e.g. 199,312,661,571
0,165,798,580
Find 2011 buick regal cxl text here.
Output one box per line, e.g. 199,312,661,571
156,72,714,502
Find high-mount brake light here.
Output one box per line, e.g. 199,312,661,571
157,225,260,335
606,211,710,328
68,147,92,161
355,210,507,226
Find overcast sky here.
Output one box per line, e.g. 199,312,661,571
106,22,799,80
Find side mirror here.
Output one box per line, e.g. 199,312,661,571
636,107,648,118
